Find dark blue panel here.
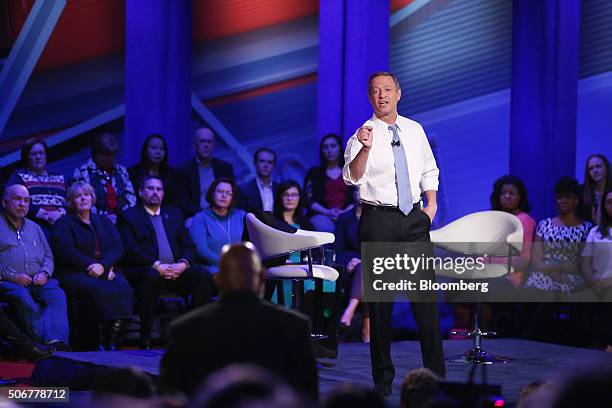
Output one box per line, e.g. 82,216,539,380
390,0,512,114
580,0,612,77
207,81,319,180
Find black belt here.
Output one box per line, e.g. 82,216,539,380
362,203,420,213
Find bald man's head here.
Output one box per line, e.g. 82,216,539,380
193,127,215,161
2,184,30,221
216,242,265,296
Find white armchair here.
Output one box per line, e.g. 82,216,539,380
429,210,524,364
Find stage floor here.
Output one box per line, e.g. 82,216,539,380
31,338,612,407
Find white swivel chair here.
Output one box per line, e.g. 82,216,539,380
245,213,339,330
429,210,523,364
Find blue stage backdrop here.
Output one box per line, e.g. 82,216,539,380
0,0,610,224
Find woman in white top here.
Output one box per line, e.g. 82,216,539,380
581,188,612,349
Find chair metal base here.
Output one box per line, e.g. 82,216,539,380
448,347,512,364
448,303,512,365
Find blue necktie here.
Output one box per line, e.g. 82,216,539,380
389,124,413,215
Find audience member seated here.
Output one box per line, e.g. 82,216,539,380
273,180,313,230
324,384,387,408
399,368,441,408
336,189,369,342
190,178,246,274
581,187,612,349
0,306,54,360
191,364,311,408
525,177,592,292
488,175,536,287
6,138,67,238
71,132,136,223
304,133,354,233
0,185,69,349
118,176,212,349
580,153,610,224
522,177,592,341
272,180,314,264
51,182,134,351
159,243,318,400
237,147,278,213
128,133,186,211
183,127,235,217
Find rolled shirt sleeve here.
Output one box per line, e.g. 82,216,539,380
418,125,439,192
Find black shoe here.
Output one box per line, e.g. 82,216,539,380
6,334,54,360
107,320,123,351
139,337,152,350
314,341,337,359
97,322,106,351
372,383,392,397
47,340,71,352
15,340,54,360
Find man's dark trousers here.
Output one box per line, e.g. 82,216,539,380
359,204,445,386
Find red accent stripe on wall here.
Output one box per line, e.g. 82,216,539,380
205,73,317,107
8,0,125,71
193,0,318,42
6,0,410,71
391,0,416,12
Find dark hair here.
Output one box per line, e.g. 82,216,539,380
555,176,580,198
140,133,168,169
490,175,531,213
368,71,401,94
20,138,48,169
92,133,119,156
273,180,306,225
582,154,611,218
598,188,612,238
254,147,276,163
192,364,306,408
319,133,345,167
206,177,238,207
400,368,441,408
139,175,164,190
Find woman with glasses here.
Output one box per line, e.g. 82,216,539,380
273,180,313,233
189,178,245,274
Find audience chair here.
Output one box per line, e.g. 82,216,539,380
429,210,523,364
245,213,339,334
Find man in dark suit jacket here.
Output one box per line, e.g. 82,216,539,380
117,175,212,348
238,148,278,213
183,127,235,217
159,242,318,400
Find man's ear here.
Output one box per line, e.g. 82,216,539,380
397,88,402,101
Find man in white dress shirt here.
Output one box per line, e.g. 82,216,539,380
343,72,445,396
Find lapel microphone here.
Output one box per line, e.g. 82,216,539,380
391,140,401,147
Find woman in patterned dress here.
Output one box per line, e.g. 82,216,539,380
525,177,592,293
6,138,67,238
